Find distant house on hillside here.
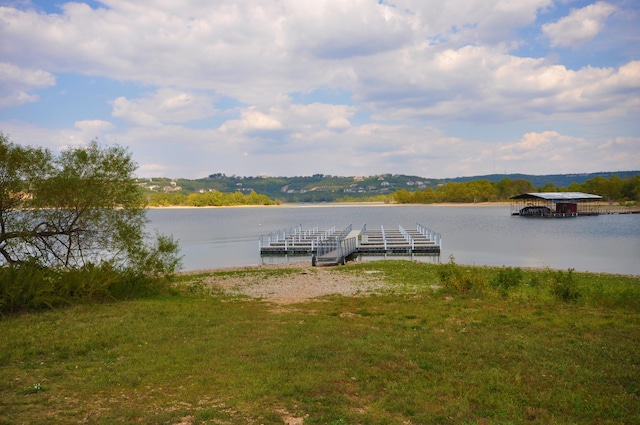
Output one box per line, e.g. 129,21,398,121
510,192,602,217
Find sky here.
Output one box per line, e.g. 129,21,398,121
1,0,639,179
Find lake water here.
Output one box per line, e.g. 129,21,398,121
146,205,640,275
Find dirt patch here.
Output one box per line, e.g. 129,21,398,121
199,262,387,304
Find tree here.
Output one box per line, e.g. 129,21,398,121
0,133,180,275
621,175,640,202
393,189,413,204
538,182,558,192
495,178,535,199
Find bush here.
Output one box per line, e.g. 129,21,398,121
0,261,175,315
549,268,581,303
0,262,63,313
437,256,487,294
492,267,524,296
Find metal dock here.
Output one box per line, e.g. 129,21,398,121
358,223,441,255
258,224,340,256
259,223,441,265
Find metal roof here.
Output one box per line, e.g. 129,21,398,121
510,192,602,201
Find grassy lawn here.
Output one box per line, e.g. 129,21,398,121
1,261,639,424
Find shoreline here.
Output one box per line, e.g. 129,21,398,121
179,259,640,278
146,201,513,209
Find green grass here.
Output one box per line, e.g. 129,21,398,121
1,261,639,424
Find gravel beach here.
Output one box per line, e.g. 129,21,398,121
189,262,388,304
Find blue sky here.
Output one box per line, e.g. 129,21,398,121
1,0,639,179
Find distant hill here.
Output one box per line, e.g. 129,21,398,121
137,171,639,202
445,171,640,188
139,173,441,202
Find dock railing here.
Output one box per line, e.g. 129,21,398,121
398,225,414,250
334,223,353,240
381,225,387,250
417,223,442,248
259,224,303,250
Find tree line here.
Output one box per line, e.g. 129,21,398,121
393,175,640,204
145,190,276,207
145,174,640,206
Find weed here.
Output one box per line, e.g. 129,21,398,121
491,266,524,298
549,268,581,302
528,274,542,287
492,266,524,290
437,255,487,294
22,383,45,395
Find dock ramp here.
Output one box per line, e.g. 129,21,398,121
314,225,359,266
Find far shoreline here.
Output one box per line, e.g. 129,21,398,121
146,201,513,209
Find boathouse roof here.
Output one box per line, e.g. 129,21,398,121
511,192,602,202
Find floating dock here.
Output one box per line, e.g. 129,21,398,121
259,223,441,265
358,224,441,255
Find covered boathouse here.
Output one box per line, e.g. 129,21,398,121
510,192,602,217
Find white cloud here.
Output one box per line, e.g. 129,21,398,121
356,45,640,122
597,136,640,164
382,0,552,46
219,103,355,136
542,1,618,48
112,97,159,127
111,89,216,126
220,108,283,133
0,62,54,87
498,131,578,161
74,120,115,133
0,91,38,109
0,62,55,108
283,0,415,59
491,130,640,175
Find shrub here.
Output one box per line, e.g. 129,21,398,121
0,261,175,315
492,267,524,297
528,274,542,287
437,255,487,294
1,262,62,313
549,268,581,303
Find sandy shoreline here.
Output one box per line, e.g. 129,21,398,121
147,201,512,209
180,261,392,304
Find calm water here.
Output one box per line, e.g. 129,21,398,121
146,205,640,275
